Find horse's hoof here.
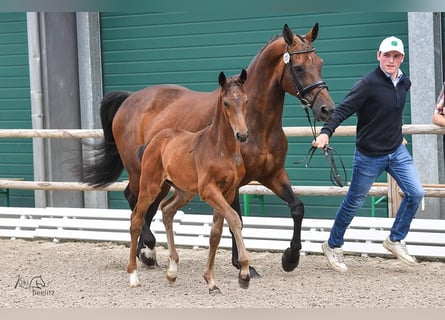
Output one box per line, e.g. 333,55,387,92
249,266,261,278
130,282,141,288
238,277,250,289
166,274,177,284
233,262,261,278
281,247,300,272
209,287,222,295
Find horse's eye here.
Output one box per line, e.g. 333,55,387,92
223,101,229,108
293,64,304,73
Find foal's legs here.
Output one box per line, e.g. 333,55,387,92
127,168,164,287
203,213,224,294
127,195,156,287
124,184,158,267
229,192,260,278
201,185,250,289
160,189,195,283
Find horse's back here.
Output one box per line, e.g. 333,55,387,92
112,84,218,176
115,84,216,137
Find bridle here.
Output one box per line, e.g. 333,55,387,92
280,45,328,108
281,44,347,187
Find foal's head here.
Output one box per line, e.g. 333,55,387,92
218,69,249,143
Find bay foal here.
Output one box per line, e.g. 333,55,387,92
127,70,249,293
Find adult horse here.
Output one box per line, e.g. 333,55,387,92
129,70,250,293
83,22,335,276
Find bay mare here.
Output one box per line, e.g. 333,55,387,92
128,70,249,293
82,22,335,276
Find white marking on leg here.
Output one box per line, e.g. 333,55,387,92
140,246,156,260
166,258,178,282
129,271,141,287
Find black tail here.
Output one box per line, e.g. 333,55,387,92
82,91,131,187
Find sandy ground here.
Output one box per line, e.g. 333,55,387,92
0,238,444,308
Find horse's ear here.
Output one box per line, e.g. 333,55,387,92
239,69,247,84
218,71,226,87
309,22,319,42
282,24,294,45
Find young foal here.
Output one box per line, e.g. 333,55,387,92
127,69,250,293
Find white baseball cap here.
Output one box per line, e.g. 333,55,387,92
378,36,405,55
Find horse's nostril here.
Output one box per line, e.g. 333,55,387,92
237,132,249,142
321,106,329,114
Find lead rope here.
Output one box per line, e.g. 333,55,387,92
294,106,348,187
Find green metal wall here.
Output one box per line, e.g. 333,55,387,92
101,12,409,218
0,13,34,207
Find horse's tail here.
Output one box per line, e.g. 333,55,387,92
82,91,132,187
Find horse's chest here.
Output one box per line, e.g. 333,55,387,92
231,153,243,167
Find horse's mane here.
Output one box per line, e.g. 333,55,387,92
246,32,308,69
246,34,281,69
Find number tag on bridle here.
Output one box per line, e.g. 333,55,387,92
283,52,290,64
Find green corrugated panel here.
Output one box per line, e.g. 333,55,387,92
101,12,407,219
0,13,34,207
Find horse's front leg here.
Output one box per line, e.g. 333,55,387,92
261,171,304,272
229,192,261,278
202,187,250,290
203,213,224,294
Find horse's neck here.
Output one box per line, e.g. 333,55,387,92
207,101,240,154
245,41,286,133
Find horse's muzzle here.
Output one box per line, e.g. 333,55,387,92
236,131,249,143
318,105,334,122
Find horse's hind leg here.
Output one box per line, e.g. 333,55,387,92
203,213,224,294
136,183,171,267
160,190,194,283
127,196,153,287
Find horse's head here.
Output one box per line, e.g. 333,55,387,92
280,23,334,122
218,69,249,143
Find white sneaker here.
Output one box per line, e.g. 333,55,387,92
383,236,418,266
322,241,348,272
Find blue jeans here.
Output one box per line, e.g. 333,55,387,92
328,144,425,248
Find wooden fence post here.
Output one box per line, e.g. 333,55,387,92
387,173,402,218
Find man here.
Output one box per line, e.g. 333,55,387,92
312,36,425,272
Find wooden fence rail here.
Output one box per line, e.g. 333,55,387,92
0,180,444,201
1,124,445,139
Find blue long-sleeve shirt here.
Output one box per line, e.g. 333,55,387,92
320,66,411,156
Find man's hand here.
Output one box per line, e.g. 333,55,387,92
312,133,330,149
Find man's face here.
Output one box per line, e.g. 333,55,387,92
377,51,404,78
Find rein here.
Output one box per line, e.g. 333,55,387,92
282,45,347,187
